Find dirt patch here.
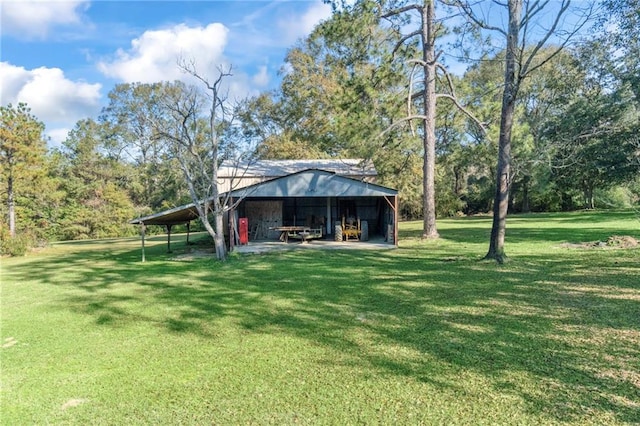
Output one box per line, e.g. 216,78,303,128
61,398,88,410
2,337,17,348
171,249,215,261
560,235,639,250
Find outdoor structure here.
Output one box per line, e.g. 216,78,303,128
218,158,378,193
130,159,398,256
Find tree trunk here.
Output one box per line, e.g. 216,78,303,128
561,192,573,211
213,202,227,261
194,201,226,261
485,0,522,263
199,215,223,257
454,167,463,195
583,184,594,209
521,175,530,213
421,0,439,239
7,170,15,238
182,168,227,262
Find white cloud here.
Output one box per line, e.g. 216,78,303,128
277,1,332,44
47,127,72,146
0,62,102,144
252,65,269,87
0,62,32,101
98,23,229,84
0,0,90,39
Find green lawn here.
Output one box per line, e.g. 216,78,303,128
2,210,639,425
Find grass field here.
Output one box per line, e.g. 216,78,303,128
1,210,639,425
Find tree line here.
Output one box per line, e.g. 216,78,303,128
1,0,638,259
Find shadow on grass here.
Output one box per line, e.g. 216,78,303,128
5,224,640,423
400,210,640,246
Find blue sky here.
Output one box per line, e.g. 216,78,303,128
0,0,333,145
1,1,596,147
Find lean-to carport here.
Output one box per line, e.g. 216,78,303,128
130,203,200,261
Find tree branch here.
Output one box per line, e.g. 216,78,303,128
381,3,422,19
436,93,487,134
530,32,592,82
521,0,548,29
407,58,428,67
392,29,422,56
520,0,578,78
445,0,507,35
435,62,487,134
379,115,429,139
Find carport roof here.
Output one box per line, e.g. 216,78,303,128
130,203,200,226
130,169,397,226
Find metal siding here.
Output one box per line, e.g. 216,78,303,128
219,176,268,193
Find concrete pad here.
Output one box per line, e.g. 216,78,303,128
233,237,395,254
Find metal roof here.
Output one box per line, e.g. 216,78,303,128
231,169,397,198
130,203,199,225
219,158,377,178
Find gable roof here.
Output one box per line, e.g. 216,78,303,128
230,169,396,198
219,158,377,178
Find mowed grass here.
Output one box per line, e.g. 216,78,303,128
1,210,639,425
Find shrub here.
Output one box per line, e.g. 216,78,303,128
0,232,34,257
594,186,635,209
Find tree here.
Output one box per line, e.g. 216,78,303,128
459,48,588,213
377,0,442,238
241,5,424,215
543,64,640,209
260,0,482,228
155,65,238,261
238,93,327,160
0,103,46,238
280,4,406,156
100,83,187,212
601,0,639,104
451,0,593,262
56,118,135,240
551,109,638,209
375,0,485,238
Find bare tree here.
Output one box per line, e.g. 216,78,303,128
450,0,593,262
155,63,236,260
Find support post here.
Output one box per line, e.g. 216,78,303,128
326,197,331,235
166,224,173,253
141,223,146,263
394,195,399,247
383,195,399,246
186,222,191,244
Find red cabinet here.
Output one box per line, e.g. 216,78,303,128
239,218,249,245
